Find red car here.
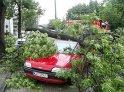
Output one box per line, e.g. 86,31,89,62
24,39,81,84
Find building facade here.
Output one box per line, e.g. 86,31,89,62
4,18,14,34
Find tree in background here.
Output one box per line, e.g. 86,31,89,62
66,0,124,30
99,0,124,30
21,2,44,29
80,13,99,25
48,19,64,31
89,0,99,15
6,0,44,38
66,0,99,20
0,0,43,53
66,4,91,20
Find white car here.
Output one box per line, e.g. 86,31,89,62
16,38,26,47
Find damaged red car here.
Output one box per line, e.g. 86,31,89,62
24,39,82,84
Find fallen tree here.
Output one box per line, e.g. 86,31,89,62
25,28,115,47
25,28,87,46
26,28,79,41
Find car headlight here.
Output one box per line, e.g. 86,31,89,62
51,68,65,73
24,62,31,68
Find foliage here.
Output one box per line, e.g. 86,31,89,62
3,33,20,72
63,24,82,37
90,33,124,92
66,0,99,20
5,0,44,37
99,0,124,29
4,32,16,49
114,27,124,35
1,32,57,72
57,58,93,92
5,0,43,18
63,23,106,38
57,28,124,92
48,19,64,31
21,1,44,29
4,0,14,19
6,72,42,90
66,0,123,30
89,0,99,15
66,4,91,20
23,31,57,60
0,31,57,90
80,13,99,25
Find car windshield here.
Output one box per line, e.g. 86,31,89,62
55,40,77,53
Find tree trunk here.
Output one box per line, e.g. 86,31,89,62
25,28,114,47
18,1,21,38
0,0,6,54
25,28,83,46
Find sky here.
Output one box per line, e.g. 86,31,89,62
35,0,103,25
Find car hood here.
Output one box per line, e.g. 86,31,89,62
26,54,73,71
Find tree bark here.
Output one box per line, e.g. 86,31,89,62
18,0,22,38
0,0,6,53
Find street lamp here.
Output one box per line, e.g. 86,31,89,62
54,0,57,19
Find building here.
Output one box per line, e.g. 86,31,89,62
4,18,13,34
13,16,18,35
4,4,18,36
4,15,18,36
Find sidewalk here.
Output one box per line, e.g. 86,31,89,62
5,88,36,92
0,73,7,92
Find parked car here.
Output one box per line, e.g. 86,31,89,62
16,38,26,47
24,40,84,84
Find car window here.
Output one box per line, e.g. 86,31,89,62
55,40,77,53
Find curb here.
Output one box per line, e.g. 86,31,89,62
0,72,12,92
0,82,6,92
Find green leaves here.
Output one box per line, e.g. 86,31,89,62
6,72,43,90
1,31,57,90
5,0,44,28
4,33,16,49
102,77,124,92
99,0,123,29
48,19,64,31
22,31,57,60
57,28,124,92
102,79,116,92
66,0,99,20
80,78,92,88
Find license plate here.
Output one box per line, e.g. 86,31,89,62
33,72,48,78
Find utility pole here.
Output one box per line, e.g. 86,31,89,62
54,0,57,19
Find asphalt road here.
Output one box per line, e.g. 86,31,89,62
5,82,79,92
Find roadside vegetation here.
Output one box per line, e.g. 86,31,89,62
0,32,57,90
0,0,124,92
57,27,124,92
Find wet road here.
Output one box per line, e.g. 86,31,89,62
5,82,78,92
